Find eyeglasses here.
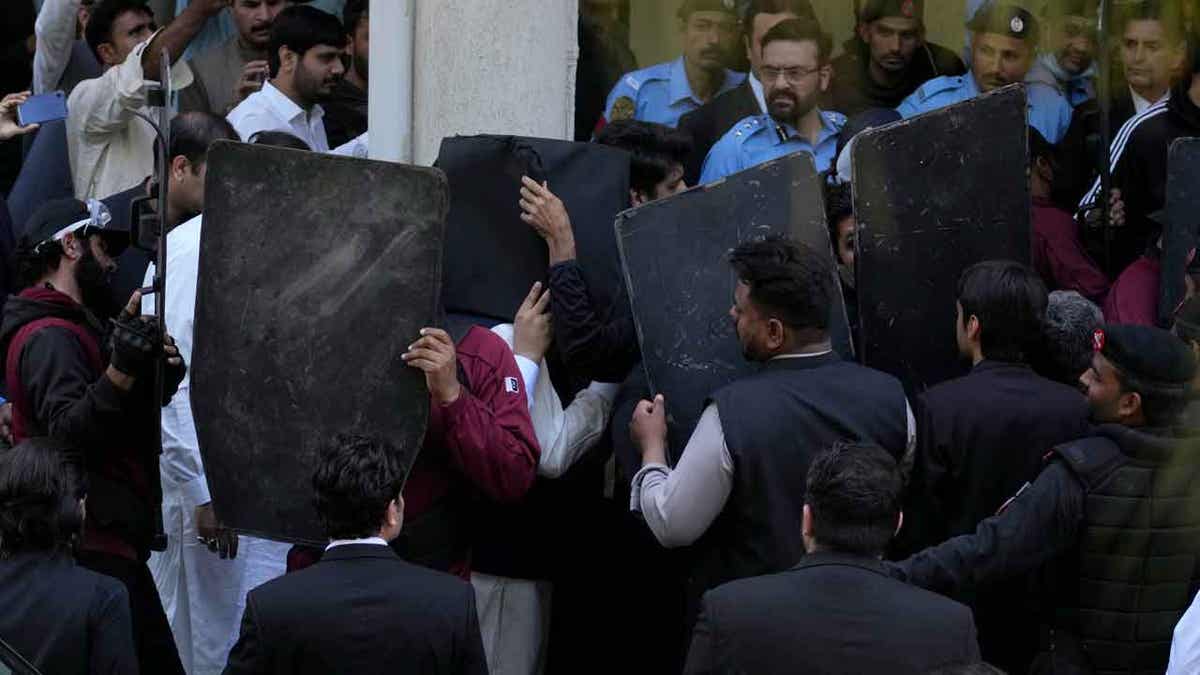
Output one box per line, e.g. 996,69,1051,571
760,66,822,85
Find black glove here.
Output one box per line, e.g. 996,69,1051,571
161,338,187,407
109,315,162,379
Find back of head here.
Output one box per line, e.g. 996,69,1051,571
728,236,833,335
312,433,408,540
805,442,902,557
16,198,89,290
0,439,85,557
170,112,239,168
268,5,346,78
760,16,833,64
1040,290,1104,384
595,120,692,196
957,260,1048,363
85,0,153,62
1028,128,1057,168
824,180,854,236
251,130,313,151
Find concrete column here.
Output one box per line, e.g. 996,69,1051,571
368,0,414,162
411,0,579,166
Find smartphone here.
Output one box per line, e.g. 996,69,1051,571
17,90,68,127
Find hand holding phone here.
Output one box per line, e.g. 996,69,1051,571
16,91,67,128
0,91,42,142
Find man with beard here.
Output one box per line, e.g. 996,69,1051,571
323,0,368,148
180,0,288,116
1025,0,1098,108
699,17,844,183
894,324,1200,674
0,197,187,674
828,0,965,118
897,3,1072,143
599,0,745,129
227,5,367,156
628,237,912,621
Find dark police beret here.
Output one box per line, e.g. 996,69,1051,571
860,0,925,23
1095,323,1197,388
967,2,1040,43
678,0,739,19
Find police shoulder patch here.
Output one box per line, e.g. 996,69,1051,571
918,76,962,102
610,96,636,122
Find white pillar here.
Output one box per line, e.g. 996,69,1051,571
368,0,415,162
411,0,579,166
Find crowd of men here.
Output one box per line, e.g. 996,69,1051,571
1,0,1200,674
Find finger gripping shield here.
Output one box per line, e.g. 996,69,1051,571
191,142,446,544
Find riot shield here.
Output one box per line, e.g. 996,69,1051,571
191,142,446,544
616,152,849,456
852,84,1031,393
1159,138,1200,327
434,135,630,323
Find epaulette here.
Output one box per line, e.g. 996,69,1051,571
1046,436,1126,491
622,61,672,93
916,76,963,103
731,116,764,140
825,110,849,128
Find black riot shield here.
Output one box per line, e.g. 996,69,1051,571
191,142,446,544
434,135,630,323
852,84,1031,393
616,152,850,456
1159,138,1200,327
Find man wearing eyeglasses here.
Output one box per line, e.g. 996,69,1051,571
1025,0,1098,108
698,16,844,183
897,2,1072,143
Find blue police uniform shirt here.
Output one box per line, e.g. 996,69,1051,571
698,110,847,184
895,73,1072,143
603,56,747,128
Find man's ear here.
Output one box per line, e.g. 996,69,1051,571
967,314,982,343
895,510,904,537
630,188,648,207
818,63,832,93
802,503,813,538
1118,390,1143,421
766,317,787,350
60,232,84,261
170,155,190,182
97,42,119,67
856,21,870,44
278,46,297,75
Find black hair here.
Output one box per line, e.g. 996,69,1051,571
0,439,86,558
823,180,854,252
1112,363,1191,427
956,260,1048,363
744,0,816,35
251,130,312,151
595,120,693,197
805,441,902,557
343,0,368,34
85,0,154,62
1037,290,1103,385
728,236,833,333
312,433,407,540
760,16,832,64
268,5,347,78
1118,0,1186,44
170,112,239,170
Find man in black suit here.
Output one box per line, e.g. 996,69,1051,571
223,434,487,675
683,442,980,675
677,0,814,185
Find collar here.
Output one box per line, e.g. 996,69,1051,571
764,350,841,372
748,71,768,113
771,349,834,360
325,536,388,551
772,110,842,147
1093,423,1200,464
971,359,1033,374
261,81,322,124
1129,85,1170,114
790,551,890,577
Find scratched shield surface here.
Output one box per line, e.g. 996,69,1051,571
1160,139,1200,327
852,84,1030,393
616,152,848,457
191,141,446,544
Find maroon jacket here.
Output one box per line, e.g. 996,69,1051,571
1032,198,1110,303
1103,255,1159,326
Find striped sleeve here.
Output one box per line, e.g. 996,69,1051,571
1077,100,1171,211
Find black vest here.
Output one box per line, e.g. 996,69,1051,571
1051,425,1200,674
693,353,909,598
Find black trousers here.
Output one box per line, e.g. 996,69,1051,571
76,550,184,675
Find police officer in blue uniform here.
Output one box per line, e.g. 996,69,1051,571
601,0,746,129
699,17,845,183
897,2,1072,143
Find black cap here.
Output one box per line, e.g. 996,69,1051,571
967,2,1040,43
859,0,924,23
678,0,738,20
23,197,130,257
1095,323,1197,388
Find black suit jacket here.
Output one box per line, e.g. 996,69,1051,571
683,552,980,675
223,544,486,675
678,81,762,185
0,551,136,675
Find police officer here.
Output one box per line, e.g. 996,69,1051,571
600,0,745,129
894,324,1200,674
698,17,845,183
896,2,1072,143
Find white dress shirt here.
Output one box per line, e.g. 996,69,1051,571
1130,86,1170,115
1168,592,1200,674
67,31,194,200
226,81,368,156
631,351,918,548
325,537,389,551
747,71,768,114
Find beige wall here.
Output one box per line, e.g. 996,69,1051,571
630,0,969,68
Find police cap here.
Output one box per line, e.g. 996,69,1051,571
1095,324,1197,390
859,0,925,23
678,0,739,20
967,2,1041,43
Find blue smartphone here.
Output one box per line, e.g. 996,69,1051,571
17,90,68,126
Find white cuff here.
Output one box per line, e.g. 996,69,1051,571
586,381,620,404
180,473,211,508
514,355,540,409
629,462,670,514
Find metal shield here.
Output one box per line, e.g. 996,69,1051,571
1159,138,1200,327
616,152,850,456
434,135,630,323
852,84,1031,393
191,142,446,544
